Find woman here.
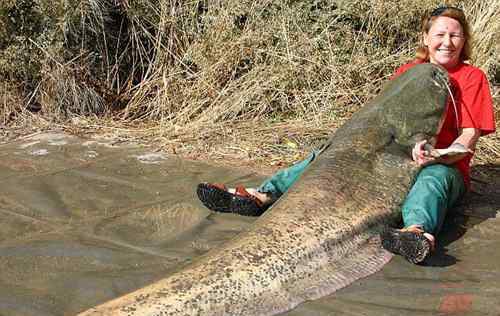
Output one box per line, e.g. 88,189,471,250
197,6,496,264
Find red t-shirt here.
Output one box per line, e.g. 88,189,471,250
392,60,496,187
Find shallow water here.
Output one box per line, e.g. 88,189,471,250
0,132,263,316
1,132,499,316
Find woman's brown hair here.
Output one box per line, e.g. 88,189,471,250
416,6,472,62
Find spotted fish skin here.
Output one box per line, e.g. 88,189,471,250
78,64,450,316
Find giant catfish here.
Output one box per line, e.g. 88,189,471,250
79,63,450,316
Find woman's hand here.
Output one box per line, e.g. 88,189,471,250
412,140,439,166
412,128,480,167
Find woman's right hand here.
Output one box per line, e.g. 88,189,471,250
412,140,436,166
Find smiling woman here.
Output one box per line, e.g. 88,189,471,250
373,6,495,264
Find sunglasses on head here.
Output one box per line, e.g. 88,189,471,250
430,6,464,17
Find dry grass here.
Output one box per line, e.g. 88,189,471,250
465,1,500,74
1,0,499,169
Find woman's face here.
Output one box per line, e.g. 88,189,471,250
424,16,465,69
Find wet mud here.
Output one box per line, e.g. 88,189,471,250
1,132,499,315
0,132,262,316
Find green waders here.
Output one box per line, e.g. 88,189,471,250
257,150,319,198
402,164,465,235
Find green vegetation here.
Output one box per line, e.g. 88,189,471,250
1,0,498,164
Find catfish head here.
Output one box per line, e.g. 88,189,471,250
382,63,450,150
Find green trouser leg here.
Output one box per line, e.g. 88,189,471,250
257,150,320,198
402,164,465,235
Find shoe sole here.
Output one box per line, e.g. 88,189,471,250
196,183,264,216
381,228,431,264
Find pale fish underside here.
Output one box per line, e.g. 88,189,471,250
79,64,450,316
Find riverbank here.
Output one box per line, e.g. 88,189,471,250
2,99,499,179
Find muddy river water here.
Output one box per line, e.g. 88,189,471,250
1,132,499,315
